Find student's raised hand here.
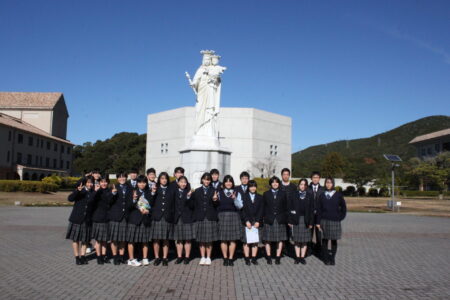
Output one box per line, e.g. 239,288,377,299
151,185,157,193
288,224,293,228
308,225,313,229
111,184,117,194
246,221,252,229
77,183,84,191
254,222,260,229
187,190,192,197
133,190,138,200
316,224,321,230
213,191,218,201
231,192,236,199
94,183,100,191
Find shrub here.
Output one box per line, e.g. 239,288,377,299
335,186,343,192
343,186,356,196
0,180,58,193
368,188,378,197
378,187,390,197
400,190,440,197
42,174,63,187
357,187,366,196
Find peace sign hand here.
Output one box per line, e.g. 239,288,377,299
77,183,84,191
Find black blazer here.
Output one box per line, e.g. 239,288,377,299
288,191,314,227
127,179,138,190
68,189,97,224
235,185,249,197
308,184,325,213
192,186,219,221
316,191,347,224
263,189,288,225
280,182,297,202
149,186,174,222
171,188,195,224
108,184,133,222
241,193,264,225
91,188,113,223
128,188,152,225
211,181,222,191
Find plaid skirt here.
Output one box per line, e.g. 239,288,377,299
172,219,195,241
127,223,151,243
241,225,263,244
321,219,342,240
218,212,242,241
108,219,128,242
92,222,109,242
66,222,91,243
149,219,172,241
263,219,288,242
292,216,312,243
195,219,218,243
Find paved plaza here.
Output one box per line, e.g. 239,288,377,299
0,207,449,300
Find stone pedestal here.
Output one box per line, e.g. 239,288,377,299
180,141,231,189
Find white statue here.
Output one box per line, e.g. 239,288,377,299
186,50,226,141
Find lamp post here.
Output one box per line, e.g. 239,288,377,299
383,154,402,212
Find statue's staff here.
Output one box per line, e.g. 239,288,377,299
185,71,198,97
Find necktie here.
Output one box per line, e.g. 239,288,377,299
242,185,247,193
326,193,331,200
226,190,232,197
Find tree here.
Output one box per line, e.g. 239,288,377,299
321,152,346,178
251,156,278,178
343,159,374,189
407,157,448,191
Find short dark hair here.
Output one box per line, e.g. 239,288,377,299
222,175,235,189
99,176,110,183
129,168,138,174
210,168,220,175
116,172,128,179
248,180,257,188
84,175,94,185
200,172,212,184
157,172,170,186
177,175,188,184
136,175,148,184
146,168,156,175
269,176,281,186
310,171,321,178
91,168,101,174
174,167,185,174
281,168,291,176
240,171,250,179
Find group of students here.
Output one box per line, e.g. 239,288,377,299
66,167,347,267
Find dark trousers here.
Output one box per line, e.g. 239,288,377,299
308,213,321,254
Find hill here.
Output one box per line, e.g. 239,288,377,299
291,115,450,178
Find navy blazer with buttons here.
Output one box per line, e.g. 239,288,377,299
171,188,195,224
128,188,152,225
241,192,264,225
68,188,97,224
288,190,314,227
108,184,133,222
91,187,113,223
149,186,174,222
192,186,219,222
263,189,288,225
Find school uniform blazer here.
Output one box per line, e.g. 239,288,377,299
128,189,152,226
280,182,297,202
308,184,325,213
241,193,264,225
288,191,314,227
149,187,174,223
168,180,191,192
68,189,97,224
211,181,222,191
192,186,219,222
91,188,113,223
235,185,249,197
171,188,195,224
127,179,138,190
316,191,347,224
262,190,288,225
108,184,133,222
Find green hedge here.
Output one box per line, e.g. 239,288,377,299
0,180,58,193
400,190,441,197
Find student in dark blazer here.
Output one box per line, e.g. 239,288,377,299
91,176,114,265
170,176,195,265
262,176,288,265
316,177,347,266
126,175,152,267
108,172,133,265
210,168,222,191
288,179,314,265
149,172,173,266
307,171,325,254
235,171,250,197
192,172,219,266
66,176,97,265
146,168,157,190
169,167,191,191
241,180,264,265
127,169,139,190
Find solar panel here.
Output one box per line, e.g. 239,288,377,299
383,154,402,162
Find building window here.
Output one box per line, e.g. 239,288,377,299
18,134,23,144
8,131,11,141
435,144,440,153
27,154,32,165
427,147,432,155
53,159,57,168
17,152,22,164
7,151,10,162
270,144,278,156
35,156,39,165
45,158,50,168
67,147,71,154
66,161,70,169
28,136,33,146
40,156,43,167
60,160,63,169
40,140,43,148
61,145,65,153
47,141,51,150
161,142,169,154
421,148,426,156
54,143,58,152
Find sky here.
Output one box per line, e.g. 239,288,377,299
1,0,449,152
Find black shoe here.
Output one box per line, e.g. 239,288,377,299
120,255,127,264
245,258,251,266
266,257,272,265
175,257,183,264
228,259,234,266
81,256,89,265
275,257,281,265
294,258,300,264
183,257,190,265
103,256,110,264
75,257,82,265
153,258,162,266
299,257,306,265
251,258,258,265
223,258,229,266
97,256,104,265
113,255,120,265
330,256,335,265
162,258,168,266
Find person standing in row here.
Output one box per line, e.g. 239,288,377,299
169,167,191,191
146,168,157,190
235,171,250,197
263,176,288,265
288,179,313,265
308,171,324,255
241,180,264,266
127,169,139,190
210,168,222,191
316,177,347,266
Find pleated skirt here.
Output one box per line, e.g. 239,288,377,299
194,219,218,243
66,222,92,243
218,212,242,241
108,219,128,242
263,219,288,242
92,222,109,242
292,216,312,243
321,219,342,240
149,219,172,241
172,219,195,241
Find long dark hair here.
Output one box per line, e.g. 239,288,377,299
324,177,335,191
222,175,235,189
157,172,170,187
200,172,212,186
297,178,309,192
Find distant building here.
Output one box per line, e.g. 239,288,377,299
0,92,73,180
409,128,450,159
